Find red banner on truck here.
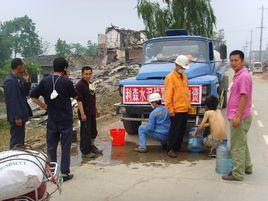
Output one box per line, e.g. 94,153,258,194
123,85,202,105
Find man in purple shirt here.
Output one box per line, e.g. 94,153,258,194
222,50,253,181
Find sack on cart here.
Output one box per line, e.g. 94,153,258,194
0,149,47,200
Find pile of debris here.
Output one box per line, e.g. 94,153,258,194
70,62,140,115
28,62,140,124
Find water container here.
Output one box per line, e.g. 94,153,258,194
187,126,204,153
110,129,126,146
216,139,233,175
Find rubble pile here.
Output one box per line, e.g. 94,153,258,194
71,62,140,115
28,62,140,124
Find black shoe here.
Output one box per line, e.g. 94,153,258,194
91,145,103,154
161,143,167,150
245,170,253,175
167,150,178,158
82,152,96,158
134,147,148,153
62,173,73,182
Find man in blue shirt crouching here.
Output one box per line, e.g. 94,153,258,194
134,93,170,153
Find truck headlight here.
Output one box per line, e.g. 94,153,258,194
198,107,206,115
119,106,126,114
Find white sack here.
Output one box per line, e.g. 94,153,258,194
0,150,47,200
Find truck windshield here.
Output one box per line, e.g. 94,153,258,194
254,63,262,67
143,39,208,64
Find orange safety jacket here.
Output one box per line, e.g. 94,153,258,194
164,70,191,113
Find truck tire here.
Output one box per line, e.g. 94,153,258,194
122,118,141,135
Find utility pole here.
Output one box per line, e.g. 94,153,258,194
244,41,249,61
257,6,267,61
249,30,253,64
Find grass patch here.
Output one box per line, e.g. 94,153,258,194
0,118,9,130
0,123,46,151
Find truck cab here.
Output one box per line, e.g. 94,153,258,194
116,30,229,135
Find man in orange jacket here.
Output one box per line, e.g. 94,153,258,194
165,55,191,158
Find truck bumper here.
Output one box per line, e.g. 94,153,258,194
115,103,152,116
253,68,263,73
115,103,205,122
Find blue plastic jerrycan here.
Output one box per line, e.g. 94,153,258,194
187,126,204,153
216,138,233,175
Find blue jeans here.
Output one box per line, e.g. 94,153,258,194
138,124,167,149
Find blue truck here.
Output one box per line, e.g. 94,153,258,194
116,30,229,135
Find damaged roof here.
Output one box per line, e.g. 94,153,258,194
32,55,56,67
105,25,146,35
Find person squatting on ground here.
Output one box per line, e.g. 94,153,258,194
30,57,77,182
222,50,253,181
134,93,170,153
76,66,102,158
191,95,227,157
165,55,191,158
4,58,32,149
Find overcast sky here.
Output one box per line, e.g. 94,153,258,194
0,0,267,54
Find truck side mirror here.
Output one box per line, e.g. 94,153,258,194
219,44,227,60
209,42,214,61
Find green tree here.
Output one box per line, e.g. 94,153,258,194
25,58,42,76
70,41,98,56
0,60,9,79
0,33,12,67
41,40,51,55
55,38,72,57
85,40,98,56
56,39,98,57
0,15,42,57
71,43,87,54
137,0,216,38
212,29,225,42
0,59,42,80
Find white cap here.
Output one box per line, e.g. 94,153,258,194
175,55,190,69
148,93,162,103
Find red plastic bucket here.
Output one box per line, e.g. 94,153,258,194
110,129,126,146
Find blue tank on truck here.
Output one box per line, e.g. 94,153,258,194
115,29,229,135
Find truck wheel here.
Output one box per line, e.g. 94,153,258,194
122,119,141,135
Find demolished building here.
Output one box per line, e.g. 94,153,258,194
98,25,147,65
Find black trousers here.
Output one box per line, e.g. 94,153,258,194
46,119,73,174
80,116,98,155
167,112,188,152
9,122,25,149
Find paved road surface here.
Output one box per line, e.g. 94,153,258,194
51,71,268,201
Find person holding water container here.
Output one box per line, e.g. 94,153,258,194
191,95,227,157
